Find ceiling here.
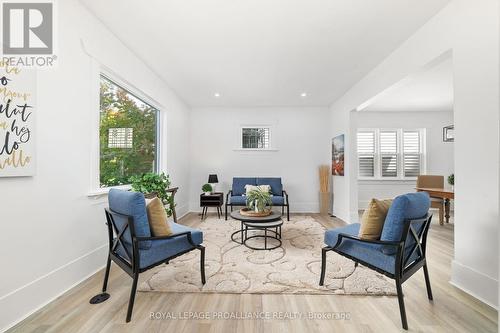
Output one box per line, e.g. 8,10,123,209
80,0,451,107
360,58,453,112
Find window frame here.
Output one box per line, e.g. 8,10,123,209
357,130,377,178
357,128,426,181
235,124,277,151
89,65,164,195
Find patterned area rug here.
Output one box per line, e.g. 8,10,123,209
139,216,396,295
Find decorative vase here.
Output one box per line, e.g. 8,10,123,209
204,191,211,196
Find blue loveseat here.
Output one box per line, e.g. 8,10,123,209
225,177,290,220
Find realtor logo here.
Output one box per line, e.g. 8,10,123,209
2,2,53,54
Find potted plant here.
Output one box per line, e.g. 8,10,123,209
129,172,175,217
202,183,213,196
448,173,454,190
246,188,273,213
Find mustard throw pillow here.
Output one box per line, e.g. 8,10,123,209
146,197,173,237
358,199,392,240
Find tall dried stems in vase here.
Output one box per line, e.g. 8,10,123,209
319,165,331,215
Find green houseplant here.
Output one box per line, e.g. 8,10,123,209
129,172,175,217
202,183,213,195
246,188,273,213
448,174,454,189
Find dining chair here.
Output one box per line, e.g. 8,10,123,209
417,175,444,224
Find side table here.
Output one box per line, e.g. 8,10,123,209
200,192,224,219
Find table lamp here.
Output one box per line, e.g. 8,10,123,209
208,174,218,193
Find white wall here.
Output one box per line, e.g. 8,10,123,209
0,0,192,331
356,110,454,208
189,107,330,213
329,0,499,307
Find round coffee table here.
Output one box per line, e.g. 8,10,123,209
230,211,283,250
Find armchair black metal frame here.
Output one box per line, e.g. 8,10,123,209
319,214,433,330
90,208,206,322
225,190,290,221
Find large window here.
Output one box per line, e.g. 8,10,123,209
99,75,159,187
357,128,425,180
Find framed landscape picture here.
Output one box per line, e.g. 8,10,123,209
332,134,345,176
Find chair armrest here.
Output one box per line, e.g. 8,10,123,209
226,190,232,202
282,190,289,204
166,187,179,194
334,233,402,249
136,231,196,246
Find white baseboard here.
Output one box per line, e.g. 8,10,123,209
175,204,189,220
450,260,498,309
0,245,108,333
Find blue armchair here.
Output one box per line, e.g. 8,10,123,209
91,189,206,322
225,177,290,221
319,192,432,330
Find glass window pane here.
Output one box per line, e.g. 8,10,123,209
99,76,158,187
381,154,398,177
359,155,375,177
242,127,270,149
403,131,421,177
357,131,375,153
380,131,397,153
404,154,421,177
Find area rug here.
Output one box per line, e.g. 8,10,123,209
138,216,396,295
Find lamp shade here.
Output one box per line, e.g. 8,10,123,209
208,174,219,183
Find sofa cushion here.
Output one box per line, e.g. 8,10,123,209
324,223,396,274
271,196,285,205
231,195,284,206
380,192,430,243
108,189,151,249
232,177,257,196
324,223,360,247
256,177,283,195
116,222,203,269
230,196,247,205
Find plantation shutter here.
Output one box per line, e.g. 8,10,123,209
380,130,398,177
403,131,421,177
357,131,375,177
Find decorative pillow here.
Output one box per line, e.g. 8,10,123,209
146,197,173,237
358,199,392,240
245,184,271,195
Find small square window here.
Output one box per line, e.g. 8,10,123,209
241,127,270,149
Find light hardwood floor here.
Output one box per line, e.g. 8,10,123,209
8,213,497,332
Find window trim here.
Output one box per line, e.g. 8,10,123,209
89,63,164,196
357,128,426,181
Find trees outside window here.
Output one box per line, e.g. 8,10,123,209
99,76,159,187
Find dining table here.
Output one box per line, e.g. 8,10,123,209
415,187,454,225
